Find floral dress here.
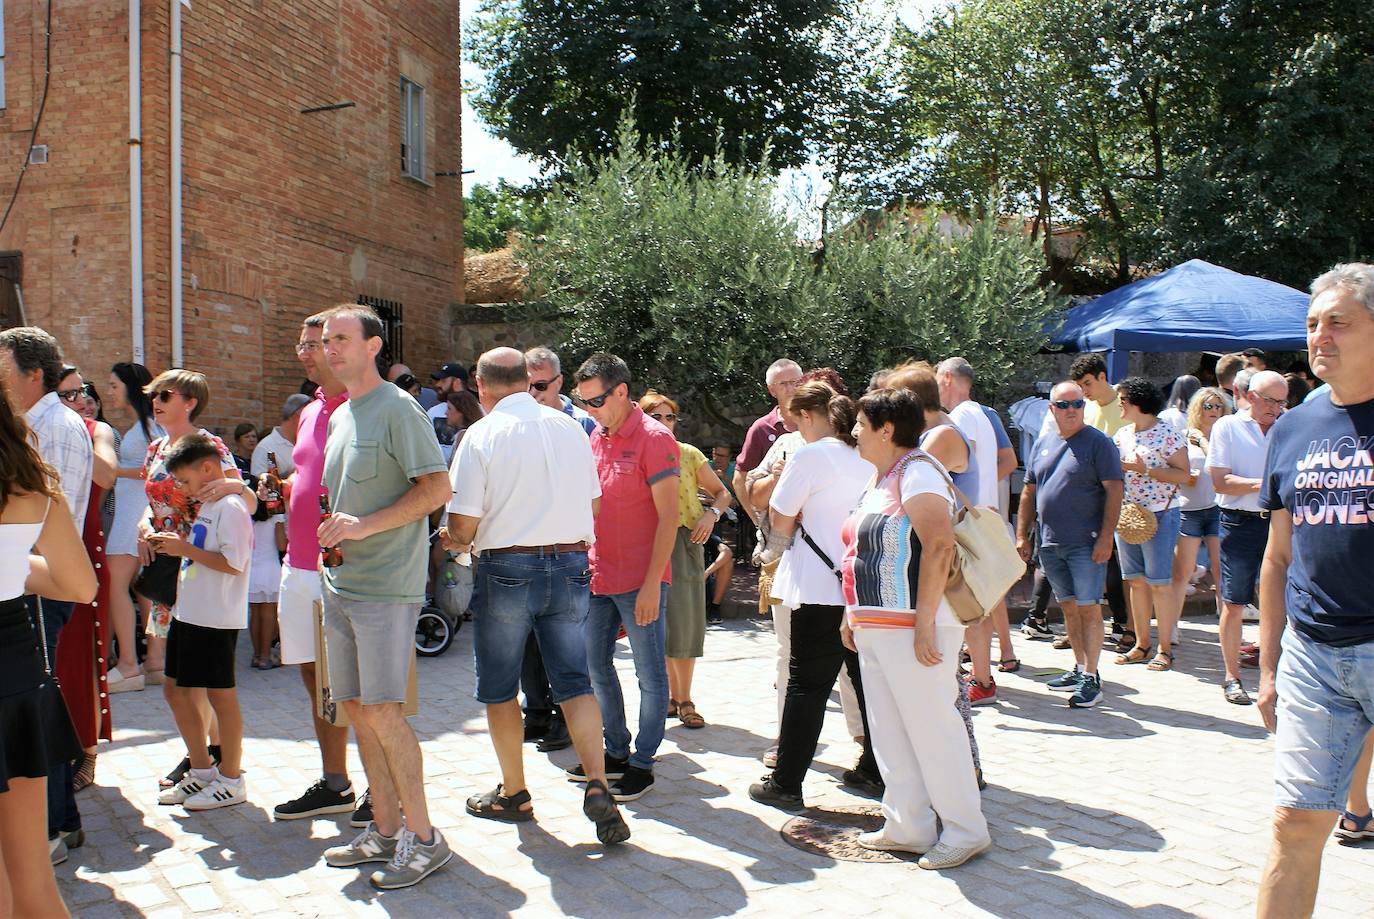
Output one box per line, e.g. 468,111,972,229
141,430,237,637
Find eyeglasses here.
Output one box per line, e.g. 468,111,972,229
295,341,321,355
574,384,617,409
57,389,84,404
152,390,184,403
1051,399,1086,410
1251,392,1286,410
1201,401,1225,411
649,412,678,423
529,376,561,393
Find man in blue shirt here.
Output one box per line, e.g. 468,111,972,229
1257,264,1374,918
1015,382,1124,708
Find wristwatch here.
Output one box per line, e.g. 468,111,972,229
708,506,722,518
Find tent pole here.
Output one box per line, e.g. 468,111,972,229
1106,349,1129,383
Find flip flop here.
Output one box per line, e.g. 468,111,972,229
997,658,1020,673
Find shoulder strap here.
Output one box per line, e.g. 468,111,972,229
906,450,972,510
796,524,842,583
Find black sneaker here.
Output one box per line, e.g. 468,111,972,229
275,780,356,821
609,766,654,802
1020,618,1054,641
349,788,373,828
707,604,724,624
160,745,222,789
566,754,628,783
841,767,885,797
748,776,805,812
536,717,572,753
523,719,551,743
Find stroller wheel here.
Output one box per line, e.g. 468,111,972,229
416,606,455,657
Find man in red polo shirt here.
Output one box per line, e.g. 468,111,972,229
570,353,679,802
267,310,360,824
731,358,803,517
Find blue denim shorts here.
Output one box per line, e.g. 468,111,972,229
1219,510,1269,606
470,551,594,705
1038,542,1107,605
1114,505,1182,586
1274,626,1374,811
1180,505,1221,539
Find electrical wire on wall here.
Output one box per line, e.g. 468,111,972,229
0,0,54,237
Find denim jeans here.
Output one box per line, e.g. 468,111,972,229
1038,542,1108,605
1275,626,1374,810
1219,510,1269,605
471,551,594,705
1115,505,1183,586
586,586,669,771
26,597,79,835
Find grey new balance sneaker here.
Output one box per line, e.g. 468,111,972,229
324,825,399,868
370,828,453,890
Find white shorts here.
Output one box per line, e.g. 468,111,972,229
277,563,322,665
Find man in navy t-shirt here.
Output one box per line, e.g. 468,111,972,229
1016,382,1124,708
1256,263,1374,919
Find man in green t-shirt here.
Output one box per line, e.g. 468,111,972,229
315,305,452,890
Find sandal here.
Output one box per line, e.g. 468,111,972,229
677,701,706,729
1335,810,1374,841
1113,632,1138,654
1052,635,1073,650
583,780,630,845
1224,679,1252,705
666,699,679,719
959,646,971,664
997,658,1020,674
73,752,96,793
1115,645,1153,665
1146,652,1173,672
465,784,534,822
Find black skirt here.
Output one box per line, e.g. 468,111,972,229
0,596,81,792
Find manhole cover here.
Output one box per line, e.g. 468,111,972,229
780,804,915,863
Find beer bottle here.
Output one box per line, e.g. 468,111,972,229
263,452,285,515
319,491,343,567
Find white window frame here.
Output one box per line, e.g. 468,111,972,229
400,76,425,181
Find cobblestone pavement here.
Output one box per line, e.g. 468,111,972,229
59,611,1366,918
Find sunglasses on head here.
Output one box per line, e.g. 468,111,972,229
649,412,677,423
1052,399,1086,410
575,383,617,409
152,390,184,403
57,389,84,404
529,376,561,393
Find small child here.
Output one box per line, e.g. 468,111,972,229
152,434,254,811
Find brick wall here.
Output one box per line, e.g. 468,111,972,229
0,0,463,436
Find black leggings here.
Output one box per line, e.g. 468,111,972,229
772,604,875,793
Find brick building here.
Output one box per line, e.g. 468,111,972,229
0,0,464,432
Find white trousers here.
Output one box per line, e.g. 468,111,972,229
856,625,990,849
774,603,863,738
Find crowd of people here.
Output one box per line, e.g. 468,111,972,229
0,262,1370,916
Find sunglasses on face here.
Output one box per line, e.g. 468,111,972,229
649,412,678,423
1201,401,1225,411
295,341,321,355
529,376,561,393
57,389,84,404
152,390,185,403
575,384,617,409
1052,399,1086,410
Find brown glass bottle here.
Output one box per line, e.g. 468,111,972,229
319,492,343,567
263,452,285,515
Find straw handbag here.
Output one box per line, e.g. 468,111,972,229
1116,500,1159,545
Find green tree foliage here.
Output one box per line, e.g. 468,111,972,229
521,121,1063,420
463,181,549,253
884,0,1374,287
464,0,851,170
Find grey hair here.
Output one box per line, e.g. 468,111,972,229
1311,262,1374,318
1233,368,1255,395
765,358,801,385
1247,370,1288,393
475,347,528,389
937,356,974,382
524,346,561,376
0,326,65,392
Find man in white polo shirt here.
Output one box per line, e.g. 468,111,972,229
444,347,630,846
1208,369,1288,706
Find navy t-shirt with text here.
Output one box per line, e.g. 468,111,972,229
1025,426,1124,548
1261,393,1374,647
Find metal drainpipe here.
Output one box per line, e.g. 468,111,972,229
130,0,144,363
170,0,183,368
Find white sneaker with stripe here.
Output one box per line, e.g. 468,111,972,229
184,775,247,811
158,772,211,806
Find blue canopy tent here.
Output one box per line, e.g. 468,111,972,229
1048,259,1310,381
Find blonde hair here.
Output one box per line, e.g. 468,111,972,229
638,389,679,414
146,369,210,421
1186,386,1231,443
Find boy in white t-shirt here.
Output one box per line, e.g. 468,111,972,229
151,434,254,812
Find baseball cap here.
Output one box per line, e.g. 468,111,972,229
281,393,311,419
431,362,468,383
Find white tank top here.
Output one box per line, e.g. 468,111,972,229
0,497,51,601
